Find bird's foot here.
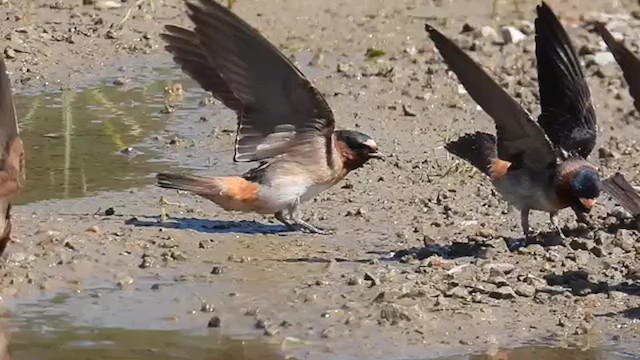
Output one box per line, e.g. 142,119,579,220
292,219,334,235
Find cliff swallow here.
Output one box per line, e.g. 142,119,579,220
0,58,25,255
596,24,640,217
426,2,601,238
156,0,382,234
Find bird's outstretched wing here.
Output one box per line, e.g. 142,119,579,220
597,23,640,114
163,0,335,163
426,24,556,170
535,2,596,159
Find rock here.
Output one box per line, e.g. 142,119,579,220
200,302,215,313
482,262,515,274
485,238,509,252
517,20,535,35
476,228,495,239
598,147,619,159
105,207,115,216
489,286,516,300
474,26,498,41
116,275,134,288
93,0,122,9
446,286,470,299
364,272,379,286
500,26,526,44
590,246,605,258
402,104,416,117
379,303,423,323
594,230,612,246
490,275,509,287
595,64,617,79
613,230,636,252
569,239,591,251
3,47,15,59
515,284,536,297
210,266,224,275
592,51,616,66
207,316,222,328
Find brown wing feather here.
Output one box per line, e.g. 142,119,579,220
166,0,335,164
161,25,243,112
603,172,640,217
597,23,640,114
425,24,556,170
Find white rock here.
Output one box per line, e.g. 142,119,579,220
476,26,498,41
593,51,616,66
94,0,122,9
501,26,526,44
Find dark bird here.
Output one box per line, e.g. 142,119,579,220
0,58,25,255
596,24,640,218
156,0,382,234
426,2,601,238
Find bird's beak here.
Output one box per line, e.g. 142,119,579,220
369,151,384,160
580,198,597,210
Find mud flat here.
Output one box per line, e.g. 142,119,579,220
1,0,640,359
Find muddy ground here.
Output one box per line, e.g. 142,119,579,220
2,0,640,359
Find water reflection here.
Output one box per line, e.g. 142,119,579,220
440,346,634,360
10,326,285,360
13,71,203,204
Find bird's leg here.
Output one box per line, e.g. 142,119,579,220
574,210,592,226
521,208,534,239
288,200,333,235
158,196,183,222
549,212,565,238
274,210,294,228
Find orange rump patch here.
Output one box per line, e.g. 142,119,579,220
221,177,259,203
202,177,264,213
489,159,511,181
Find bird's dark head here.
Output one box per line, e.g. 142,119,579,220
569,167,602,213
335,130,383,170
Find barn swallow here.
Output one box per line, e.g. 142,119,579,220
0,58,25,255
426,2,601,239
156,0,382,234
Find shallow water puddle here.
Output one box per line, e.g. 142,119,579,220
440,346,635,360
10,326,285,360
13,67,208,204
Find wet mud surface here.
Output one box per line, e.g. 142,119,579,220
2,0,640,359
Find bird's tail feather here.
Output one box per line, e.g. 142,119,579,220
603,172,640,217
445,132,498,176
156,173,222,195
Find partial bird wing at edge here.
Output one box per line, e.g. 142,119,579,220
597,23,640,115
603,172,640,217
425,24,556,170
535,2,597,159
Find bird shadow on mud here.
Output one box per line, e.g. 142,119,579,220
542,270,640,297
387,228,583,262
124,215,290,235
